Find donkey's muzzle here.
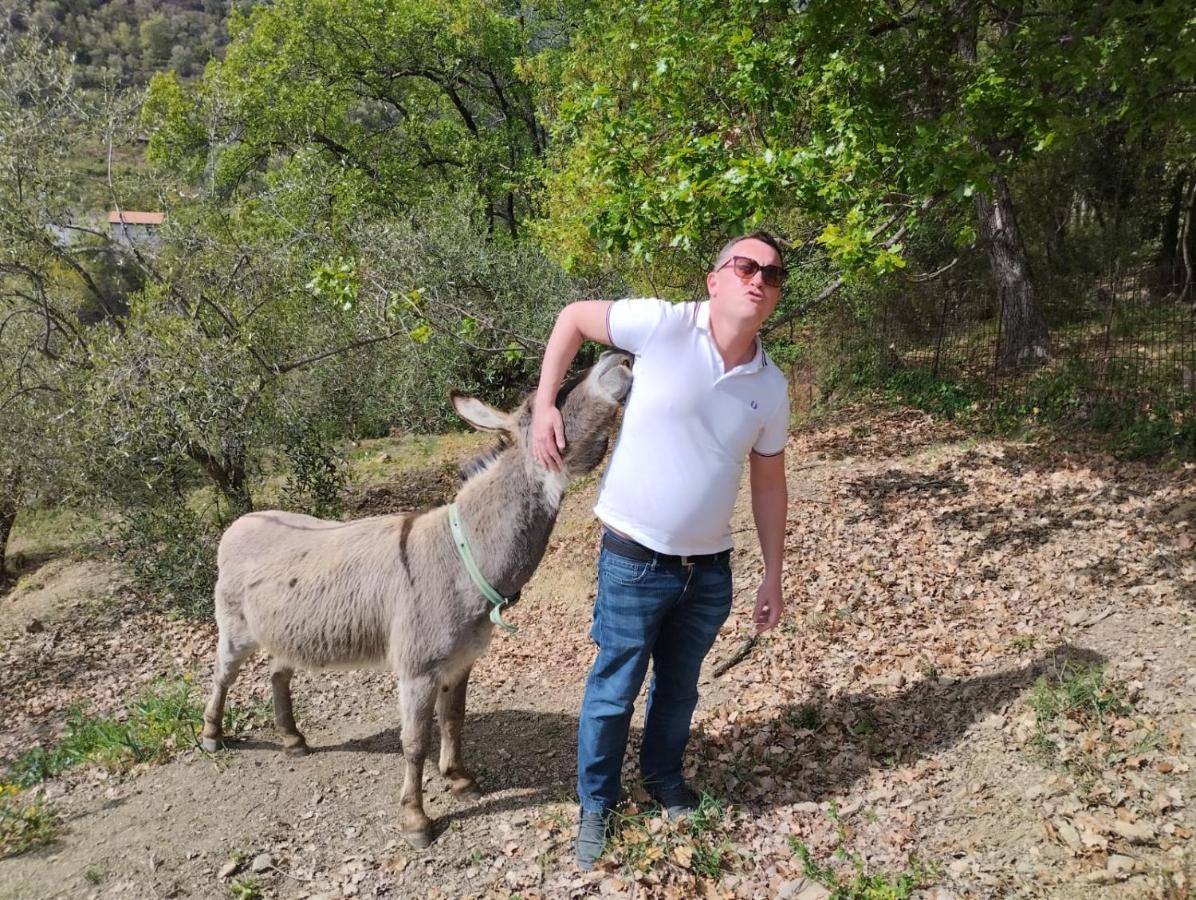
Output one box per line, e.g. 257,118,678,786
595,351,633,402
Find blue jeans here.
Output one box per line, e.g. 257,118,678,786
576,542,733,814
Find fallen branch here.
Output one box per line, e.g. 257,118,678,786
713,634,758,678
1077,607,1116,629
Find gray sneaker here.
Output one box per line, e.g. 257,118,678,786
651,783,700,820
575,809,609,871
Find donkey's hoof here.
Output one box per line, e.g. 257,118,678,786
452,781,483,800
403,829,433,850
283,742,310,757
200,736,223,753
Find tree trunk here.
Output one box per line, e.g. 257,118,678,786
954,0,1051,371
974,177,1052,370
1044,202,1068,274
0,468,20,587
506,190,518,240
1181,177,1196,303
186,441,253,518
1158,171,1187,291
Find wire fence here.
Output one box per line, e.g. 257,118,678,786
846,267,1196,410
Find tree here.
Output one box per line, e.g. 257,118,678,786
537,0,1195,369
0,0,234,87
0,312,67,585
143,0,552,236
138,13,174,68
0,33,112,583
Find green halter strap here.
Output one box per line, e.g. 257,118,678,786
447,502,518,634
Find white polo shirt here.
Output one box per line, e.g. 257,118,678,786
593,297,789,556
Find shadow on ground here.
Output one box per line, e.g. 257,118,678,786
227,644,1103,831
690,643,1105,810
0,550,61,598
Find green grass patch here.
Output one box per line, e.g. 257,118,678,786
5,675,274,788
606,793,737,878
6,504,102,563
1026,659,1130,733
7,677,204,786
0,786,60,858
220,696,276,736
826,346,1196,461
882,369,983,420
1008,633,1039,652
1023,658,1143,775
229,877,262,900
789,837,936,900
343,431,490,485
787,703,822,731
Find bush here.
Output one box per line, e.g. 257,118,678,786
112,506,219,619
883,369,983,420
818,350,1196,460
0,786,59,858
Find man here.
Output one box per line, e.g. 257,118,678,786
531,232,790,870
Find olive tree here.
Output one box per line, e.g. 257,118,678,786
0,34,114,584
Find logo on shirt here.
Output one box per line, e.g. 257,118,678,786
750,400,759,410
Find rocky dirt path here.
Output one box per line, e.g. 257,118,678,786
1,407,1193,899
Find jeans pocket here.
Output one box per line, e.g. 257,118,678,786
601,547,652,585
602,554,650,583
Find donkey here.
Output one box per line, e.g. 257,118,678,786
199,351,633,848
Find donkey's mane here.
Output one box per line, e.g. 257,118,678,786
458,435,512,484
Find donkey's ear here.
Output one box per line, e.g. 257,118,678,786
450,392,513,433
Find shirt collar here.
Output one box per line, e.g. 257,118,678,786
697,301,766,373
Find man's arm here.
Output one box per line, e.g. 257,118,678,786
532,300,613,470
749,449,788,632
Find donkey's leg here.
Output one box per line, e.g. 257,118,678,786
437,666,480,798
201,629,257,752
270,662,308,756
397,674,439,848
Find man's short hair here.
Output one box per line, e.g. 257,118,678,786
713,230,785,271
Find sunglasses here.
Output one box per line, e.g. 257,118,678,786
717,256,788,288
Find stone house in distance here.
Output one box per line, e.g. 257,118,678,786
107,210,164,250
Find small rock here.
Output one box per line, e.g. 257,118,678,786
1106,854,1135,877
1055,818,1082,850
218,860,240,880
1111,820,1155,844
250,853,273,874
777,878,831,900
25,619,45,634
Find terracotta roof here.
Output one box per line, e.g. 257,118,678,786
107,210,164,225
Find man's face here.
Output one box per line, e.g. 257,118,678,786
705,237,784,330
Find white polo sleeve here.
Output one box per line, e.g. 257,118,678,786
753,389,790,456
605,297,669,355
